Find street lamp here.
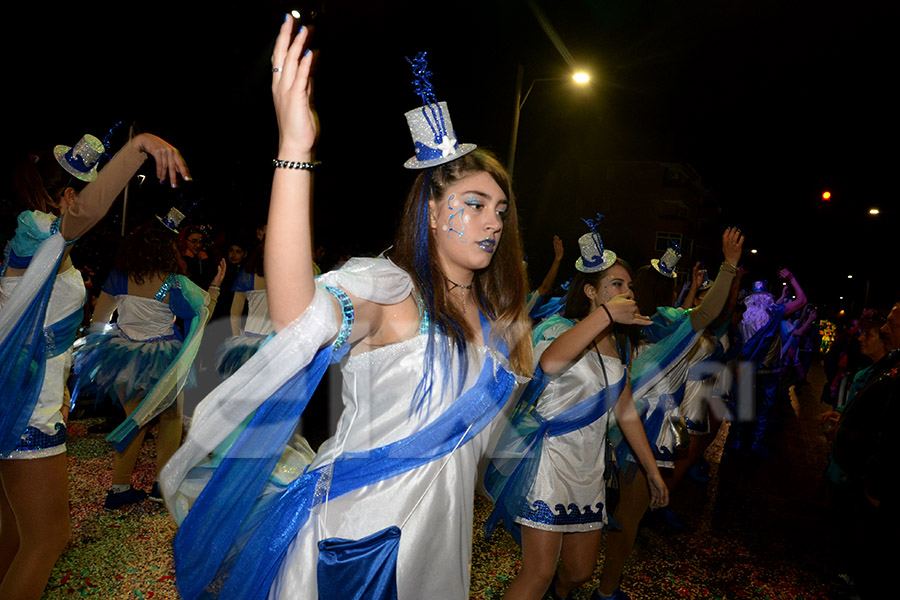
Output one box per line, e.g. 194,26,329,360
507,64,590,174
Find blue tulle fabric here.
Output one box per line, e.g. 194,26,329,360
483,363,625,544
173,314,514,600
72,329,186,404
608,307,701,465
317,526,401,600
0,235,66,454
528,295,567,320
215,334,266,379
483,315,626,543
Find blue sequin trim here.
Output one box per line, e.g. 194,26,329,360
324,286,354,349
155,273,178,302
519,500,605,526
5,423,66,454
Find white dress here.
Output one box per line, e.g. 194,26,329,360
161,258,525,600
679,334,719,436
215,273,273,378
513,317,624,533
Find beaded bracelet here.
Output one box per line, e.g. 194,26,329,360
273,159,321,170
599,302,613,324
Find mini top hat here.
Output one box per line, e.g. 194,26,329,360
156,207,186,234
54,134,105,182
698,272,713,291
651,240,681,278
748,280,769,295
403,53,476,169
575,213,617,273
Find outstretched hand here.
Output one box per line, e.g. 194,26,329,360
272,15,318,159
133,133,191,188
211,258,227,288
721,227,744,266
605,294,653,326
552,235,564,262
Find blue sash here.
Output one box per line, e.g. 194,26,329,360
483,364,625,544
173,313,515,600
45,299,85,359
0,236,66,454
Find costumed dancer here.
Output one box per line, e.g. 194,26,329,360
215,240,273,378
730,268,806,457
0,132,189,600
597,228,743,599
160,19,532,600
71,214,220,508
484,219,667,600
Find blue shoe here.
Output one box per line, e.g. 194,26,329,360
647,506,688,530
688,462,712,483
104,486,147,510
591,588,631,600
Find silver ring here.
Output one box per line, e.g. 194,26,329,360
272,67,283,73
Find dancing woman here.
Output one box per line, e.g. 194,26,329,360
161,17,532,600
0,133,188,600
597,228,743,598
489,231,667,600
72,218,220,508
215,241,273,378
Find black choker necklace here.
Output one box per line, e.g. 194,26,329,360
447,278,473,290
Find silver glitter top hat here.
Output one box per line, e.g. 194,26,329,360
53,134,105,182
699,269,712,291
403,101,476,169
651,246,681,278
575,232,617,273
156,207,186,234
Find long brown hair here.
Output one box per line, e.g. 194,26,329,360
388,148,533,378
12,151,88,216
115,220,185,284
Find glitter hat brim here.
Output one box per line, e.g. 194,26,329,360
576,250,617,273
155,214,180,235
650,258,678,278
404,143,478,169
53,144,100,182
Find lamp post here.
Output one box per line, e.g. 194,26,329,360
507,64,590,175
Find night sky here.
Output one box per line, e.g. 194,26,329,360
3,0,896,313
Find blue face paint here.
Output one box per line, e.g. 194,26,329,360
444,193,467,239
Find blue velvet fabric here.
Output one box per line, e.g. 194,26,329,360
317,526,401,600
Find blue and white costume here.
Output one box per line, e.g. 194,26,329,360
215,270,273,378
72,268,209,450
0,211,85,459
513,316,624,532
160,258,524,600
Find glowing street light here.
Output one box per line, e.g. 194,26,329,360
508,65,592,174
822,191,832,201
847,275,853,279
572,72,590,84
750,249,758,254
869,208,880,215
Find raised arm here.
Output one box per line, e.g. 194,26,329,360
536,235,564,297
688,228,743,331
680,261,702,309
61,133,190,241
780,268,807,317
266,18,320,331
539,294,651,374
